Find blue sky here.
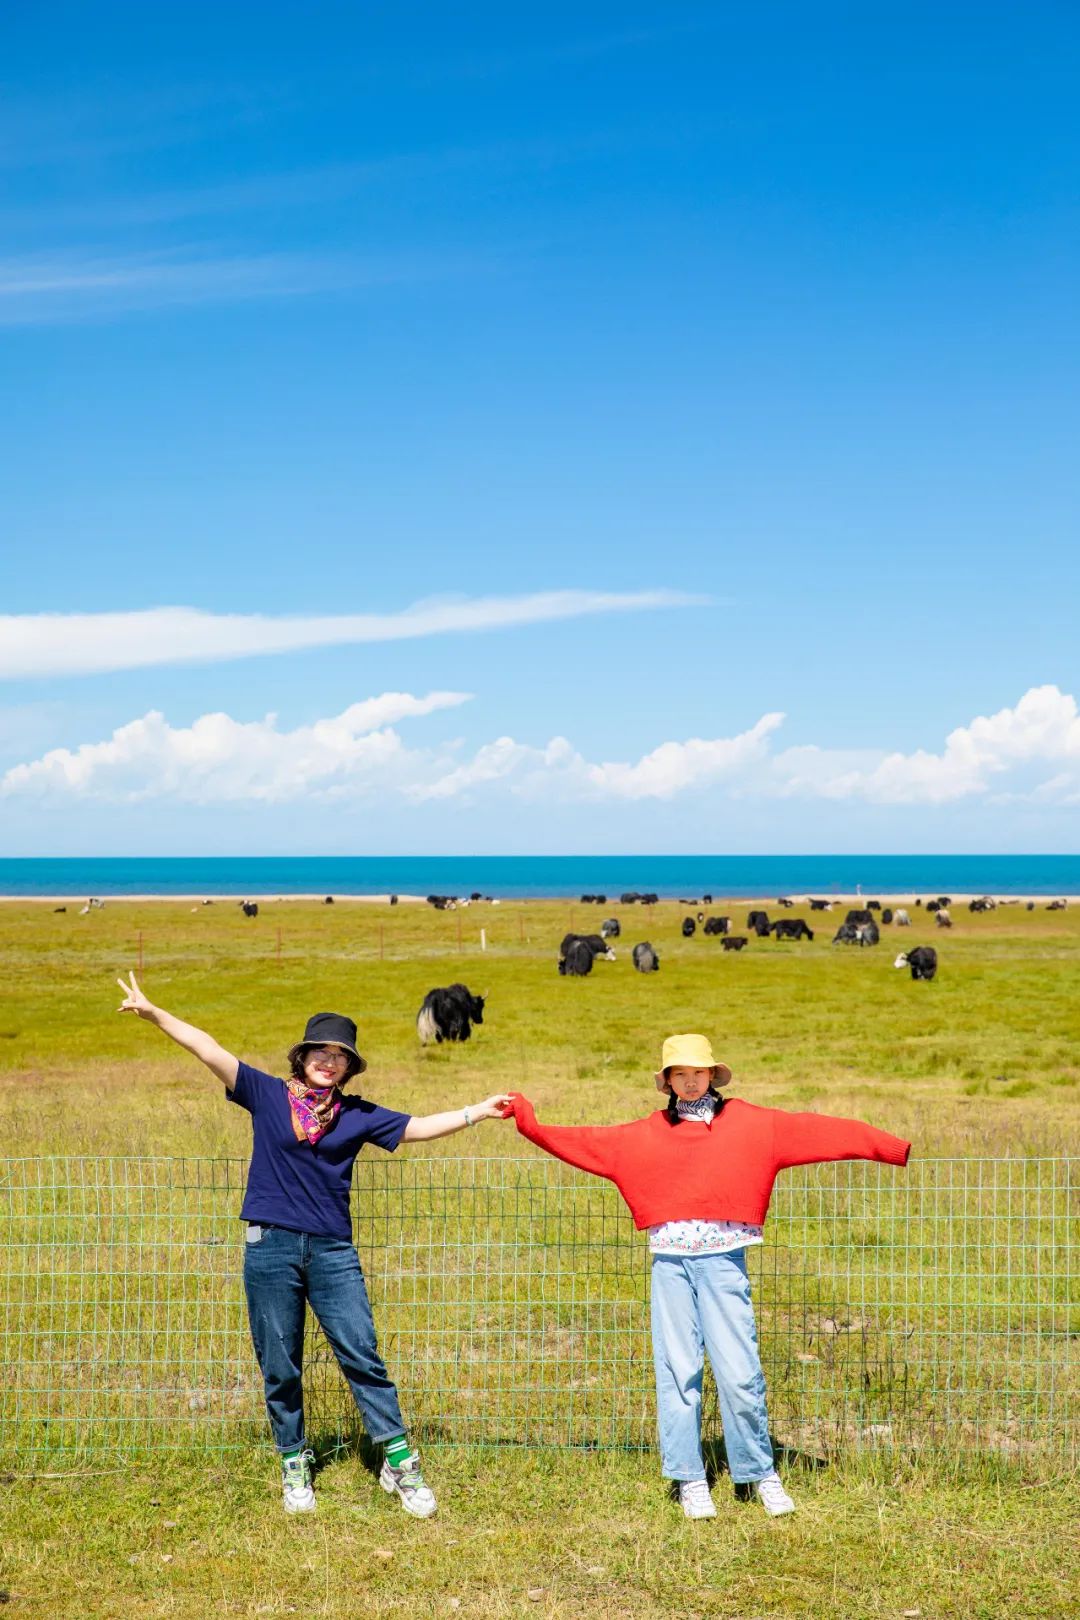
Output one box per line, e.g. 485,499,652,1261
2,2,1078,854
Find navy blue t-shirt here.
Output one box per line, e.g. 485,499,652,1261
228,1062,411,1241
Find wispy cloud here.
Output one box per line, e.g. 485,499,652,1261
0,245,472,325
0,590,704,680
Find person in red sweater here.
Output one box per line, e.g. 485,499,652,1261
505,1033,911,1520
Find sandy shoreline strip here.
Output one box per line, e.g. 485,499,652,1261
0,892,1074,906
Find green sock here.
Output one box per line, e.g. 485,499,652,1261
384,1435,412,1469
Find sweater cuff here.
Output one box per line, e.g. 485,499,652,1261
883,1134,912,1167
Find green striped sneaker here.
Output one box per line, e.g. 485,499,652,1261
379,1450,437,1518
281,1448,316,1514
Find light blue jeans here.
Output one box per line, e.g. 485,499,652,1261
650,1249,775,1483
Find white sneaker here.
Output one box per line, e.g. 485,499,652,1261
379,1450,437,1519
281,1448,316,1513
756,1470,795,1516
678,1479,717,1519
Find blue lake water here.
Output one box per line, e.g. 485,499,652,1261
0,855,1077,898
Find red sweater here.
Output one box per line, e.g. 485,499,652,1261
507,1094,911,1229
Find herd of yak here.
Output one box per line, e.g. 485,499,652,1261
415,890,1073,1044
57,888,1067,1048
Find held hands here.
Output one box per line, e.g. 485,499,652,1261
469,1094,515,1124
116,971,156,1020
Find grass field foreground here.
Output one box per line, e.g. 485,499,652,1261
0,896,1077,1617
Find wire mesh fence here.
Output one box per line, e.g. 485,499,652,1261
0,1154,1075,1464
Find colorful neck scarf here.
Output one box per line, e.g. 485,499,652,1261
676,1094,717,1123
286,1078,342,1145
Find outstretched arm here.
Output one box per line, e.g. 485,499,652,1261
771,1106,911,1172
402,1094,514,1143
116,972,240,1090
506,1094,622,1179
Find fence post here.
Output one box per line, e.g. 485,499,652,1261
457,913,463,952
519,913,525,945
137,930,144,973
481,928,487,952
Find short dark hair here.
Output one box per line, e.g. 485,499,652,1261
286,1044,364,1086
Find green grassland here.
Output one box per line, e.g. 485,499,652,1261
0,895,1077,1618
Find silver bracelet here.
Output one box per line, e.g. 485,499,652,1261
463,1106,474,1127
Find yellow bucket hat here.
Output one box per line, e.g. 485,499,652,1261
654,1033,732,1092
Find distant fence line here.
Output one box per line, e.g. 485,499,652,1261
0,1154,1075,1464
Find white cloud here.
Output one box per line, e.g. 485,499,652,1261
784,685,1080,804
0,691,470,804
4,683,1078,811
588,713,785,799
0,590,703,679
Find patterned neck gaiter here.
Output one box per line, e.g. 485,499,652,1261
675,1094,717,1123
285,1079,343,1145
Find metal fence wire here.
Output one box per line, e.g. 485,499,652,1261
0,1154,1075,1463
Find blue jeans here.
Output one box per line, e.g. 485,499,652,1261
650,1250,775,1484
243,1224,405,1454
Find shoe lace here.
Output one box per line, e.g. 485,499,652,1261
682,1480,711,1506
283,1449,314,1487
757,1473,787,1503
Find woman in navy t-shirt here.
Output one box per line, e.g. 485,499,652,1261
118,972,511,1518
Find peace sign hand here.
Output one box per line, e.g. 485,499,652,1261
117,971,155,1019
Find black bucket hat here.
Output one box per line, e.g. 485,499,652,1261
288,1011,367,1075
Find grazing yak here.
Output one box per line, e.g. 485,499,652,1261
833,920,879,947
600,918,621,939
771,918,814,941
240,901,259,918
935,909,952,929
866,900,882,911
702,893,713,904
560,940,595,976
559,933,616,967
895,946,937,981
894,908,910,926
632,942,660,973
747,910,770,935
417,983,486,1044
677,898,701,907
969,896,997,913
682,917,697,937
777,897,795,908
1047,898,1068,911
427,894,457,911
722,935,748,951
53,906,67,913
703,916,731,936
809,899,833,911
882,908,894,925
